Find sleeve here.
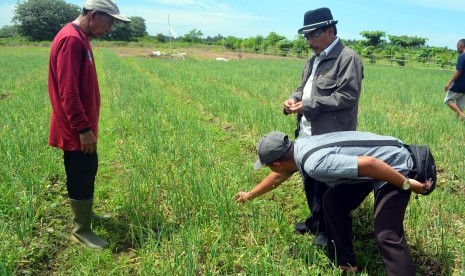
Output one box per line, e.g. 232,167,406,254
302,54,363,120
56,36,92,132
457,54,465,72
283,59,313,115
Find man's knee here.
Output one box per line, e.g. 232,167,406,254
375,229,403,248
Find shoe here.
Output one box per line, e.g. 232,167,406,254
294,221,312,234
314,232,328,247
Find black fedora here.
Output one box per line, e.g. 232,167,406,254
297,7,338,34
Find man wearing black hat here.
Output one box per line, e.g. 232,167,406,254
256,7,364,246
236,131,431,274
48,0,131,249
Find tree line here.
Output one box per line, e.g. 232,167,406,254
1,0,147,41
0,0,457,67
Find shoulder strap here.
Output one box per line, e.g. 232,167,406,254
301,139,403,167
71,23,85,41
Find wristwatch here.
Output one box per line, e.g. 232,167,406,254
401,178,411,191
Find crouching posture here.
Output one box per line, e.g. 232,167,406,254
235,131,433,275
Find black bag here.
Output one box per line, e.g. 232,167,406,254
301,139,437,195
405,145,437,195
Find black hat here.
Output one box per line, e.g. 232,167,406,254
297,7,338,34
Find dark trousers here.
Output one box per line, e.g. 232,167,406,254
303,177,329,234
323,183,415,276
63,151,98,200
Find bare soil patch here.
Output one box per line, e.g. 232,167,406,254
108,46,300,61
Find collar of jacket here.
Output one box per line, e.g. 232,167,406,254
309,39,344,63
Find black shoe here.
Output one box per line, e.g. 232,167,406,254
294,221,312,234
314,232,328,247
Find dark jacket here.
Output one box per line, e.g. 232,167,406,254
287,40,364,136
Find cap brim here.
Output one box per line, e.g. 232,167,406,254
253,159,265,170
109,13,131,22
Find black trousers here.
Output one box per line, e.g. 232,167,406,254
63,150,98,200
323,182,415,276
303,177,328,234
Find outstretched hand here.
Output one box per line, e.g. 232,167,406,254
410,178,433,194
234,191,252,203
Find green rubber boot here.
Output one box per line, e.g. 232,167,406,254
70,198,109,249
92,211,112,222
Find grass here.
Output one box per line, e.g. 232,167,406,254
0,45,464,275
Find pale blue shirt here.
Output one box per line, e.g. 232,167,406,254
299,37,341,138
294,131,414,190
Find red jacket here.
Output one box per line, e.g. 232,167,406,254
48,23,100,151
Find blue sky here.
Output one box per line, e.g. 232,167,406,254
0,0,463,49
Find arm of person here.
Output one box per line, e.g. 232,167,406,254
57,36,93,144
445,70,462,91
357,156,430,194
283,98,296,114
284,58,313,115
79,130,97,154
284,87,303,115
235,171,295,203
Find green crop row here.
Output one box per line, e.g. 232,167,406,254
0,46,463,275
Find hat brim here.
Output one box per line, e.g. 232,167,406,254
108,13,131,22
253,159,265,170
297,20,338,34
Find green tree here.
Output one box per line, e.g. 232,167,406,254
0,25,20,38
102,16,147,41
13,0,80,41
388,35,428,48
155,33,168,43
243,37,260,52
223,36,243,50
292,35,308,57
261,32,285,53
204,34,224,45
129,16,147,38
265,32,285,46
183,29,203,43
277,38,293,56
360,30,386,47
103,20,132,41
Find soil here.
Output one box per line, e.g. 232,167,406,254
109,46,299,60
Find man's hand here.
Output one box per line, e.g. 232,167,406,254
445,83,451,92
283,99,296,114
410,178,433,194
234,191,253,203
288,101,303,114
79,130,97,154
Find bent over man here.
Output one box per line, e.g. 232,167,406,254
236,131,432,275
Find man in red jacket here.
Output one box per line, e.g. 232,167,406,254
48,0,130,249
